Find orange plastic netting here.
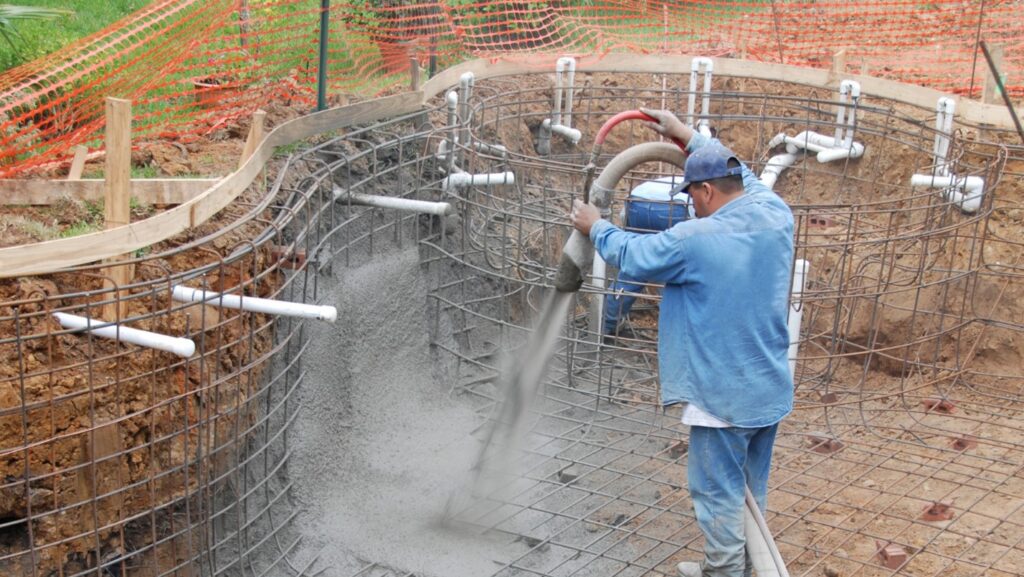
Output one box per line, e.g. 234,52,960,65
0,0,1019,176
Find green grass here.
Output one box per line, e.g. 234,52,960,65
58,219,100,238
0,0,152,71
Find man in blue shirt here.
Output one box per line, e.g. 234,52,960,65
570,108,795,577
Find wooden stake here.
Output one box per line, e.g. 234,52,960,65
75,422,124,533
831,49,847,78
68,145,88,180
982,43,1005,105
238,109,267,170
411,58,421,92
103,98,133,321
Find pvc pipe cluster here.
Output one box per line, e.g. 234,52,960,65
54,312,196,358
688,57,714,138
910,173,984,213
334,186,453,215
435,71,517,191
172,286,337,322
908,98,985,213
538,57,582,151
759,81,865,189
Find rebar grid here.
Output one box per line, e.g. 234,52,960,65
419,71,1021,577
0,67,1021,577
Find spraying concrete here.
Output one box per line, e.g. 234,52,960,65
291,247,515,576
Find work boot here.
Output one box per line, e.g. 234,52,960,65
676,561,702,577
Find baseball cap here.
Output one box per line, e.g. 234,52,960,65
680,142,743,192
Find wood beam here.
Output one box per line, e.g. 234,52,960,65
0,178,223,205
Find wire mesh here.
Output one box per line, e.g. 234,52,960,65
1,66,1022,577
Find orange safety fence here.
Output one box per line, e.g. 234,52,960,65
0,0,1020,177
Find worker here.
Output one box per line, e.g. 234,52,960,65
603,176,694,338
570,108,795,577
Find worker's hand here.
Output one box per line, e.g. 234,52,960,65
639,108,694,145
570,199,601,236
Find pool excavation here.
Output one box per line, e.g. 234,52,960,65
1,55,1023,577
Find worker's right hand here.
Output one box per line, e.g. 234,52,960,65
639,108,693,145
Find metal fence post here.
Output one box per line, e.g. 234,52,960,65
317,0,330,111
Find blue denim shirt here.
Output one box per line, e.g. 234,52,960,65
590,134,795,427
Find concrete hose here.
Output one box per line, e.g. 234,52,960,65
554,141,687,292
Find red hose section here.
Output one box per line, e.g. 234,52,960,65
594,110,687,152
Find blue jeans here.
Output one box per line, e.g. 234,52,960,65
688,424,778,577
603,197,690,334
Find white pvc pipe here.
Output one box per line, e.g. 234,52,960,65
784,132,834,154
783,131,863,163
459,72,474,161
760,153,798,189
550,123,582,144
551,57,578,145
744,487,791,577
172,286,337,322
442,171,515,190
816,141,864,163
787,259,809,379
553,57,569,126
54,312,196,358
473,141,508,157
910,173,984,213
563,57,576,127
335,187,453,216
445,90,458,127
688,57,713,128
934,97,956,177
835,80,861,149
839,80,861,149
700,58,713,131
446,90,459,169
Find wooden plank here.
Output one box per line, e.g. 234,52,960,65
67,145,88,180
0,178,223,205
0,91,422,277
238,109,267,170
103,98,133,321
982,43,1005,105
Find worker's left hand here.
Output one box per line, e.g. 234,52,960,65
570,199,600,236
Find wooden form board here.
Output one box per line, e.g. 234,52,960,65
0,178,224,205
422,54,1020,129
2,54,1016,278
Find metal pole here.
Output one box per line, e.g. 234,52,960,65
317,0,330,111
981,40,1024,145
